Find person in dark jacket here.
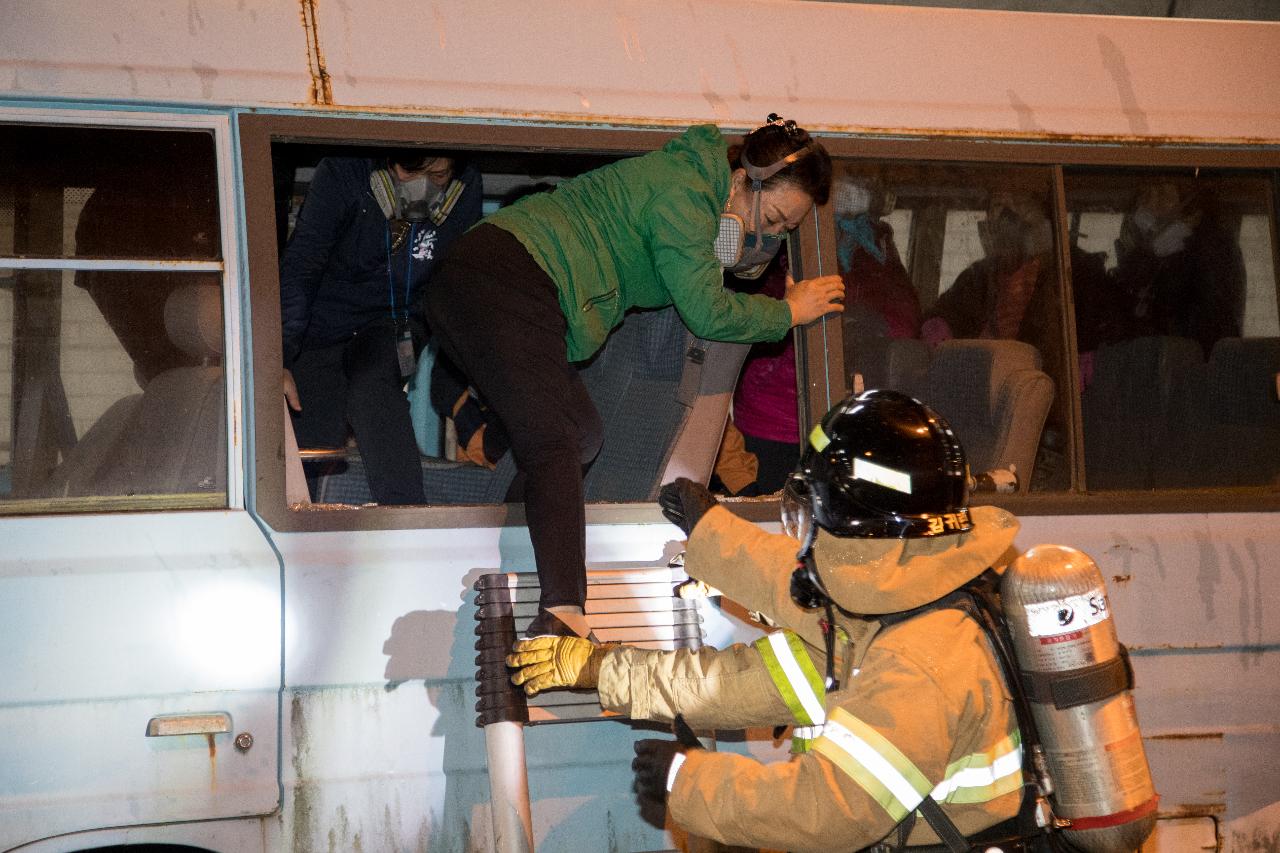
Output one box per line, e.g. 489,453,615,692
1113,181,1245,358
280,150,482,504
424,115,845,640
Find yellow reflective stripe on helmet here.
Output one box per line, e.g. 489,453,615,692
753,630,827,727
811,708,933,822
809,423,831,452
930,730,1024,805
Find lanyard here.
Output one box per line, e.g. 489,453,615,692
385,222,413,322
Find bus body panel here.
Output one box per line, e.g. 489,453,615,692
1,1,1279,851
273,522,691,853
0,512,281,851
0,1,1277,142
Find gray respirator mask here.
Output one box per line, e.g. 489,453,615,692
714,142,814,279
396,176,443,223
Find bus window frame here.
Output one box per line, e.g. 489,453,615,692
806,134,1280,516
0,106,244,515
242,114,1280,533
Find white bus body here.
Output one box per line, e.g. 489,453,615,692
1,2,1278,851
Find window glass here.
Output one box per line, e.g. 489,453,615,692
0,125,225,512
0,126,220,260
834,162,1069,494
1065,169,1279,490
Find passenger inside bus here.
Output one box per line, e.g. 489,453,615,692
1112,180,1246,357
279,148,482,505
1068,171,1272,490
835,176,921,342
834,183,1069,491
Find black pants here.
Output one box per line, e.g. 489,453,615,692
290,319,426,505
425,224,603,609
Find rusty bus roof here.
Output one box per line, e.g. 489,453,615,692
1,0,1278,145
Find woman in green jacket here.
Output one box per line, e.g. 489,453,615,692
424,116,844,638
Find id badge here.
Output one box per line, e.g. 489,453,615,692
395,325,416,378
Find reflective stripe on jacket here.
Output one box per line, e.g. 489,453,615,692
665,607,1022,852
753,630,827,752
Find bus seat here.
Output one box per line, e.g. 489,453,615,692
40,281,226,499
1189,337,1280,487
314,304,748,505
582,305,744,500
848,335,930,399
1082,335,1202,490
37,394,142,498
921,339,1054,492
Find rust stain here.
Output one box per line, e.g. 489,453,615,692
298,0,332,105
1161,802,1227,818
206,732,217,788
1148,731,1225,741
1111,573,1132,585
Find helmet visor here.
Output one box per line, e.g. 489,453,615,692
780,473,814,544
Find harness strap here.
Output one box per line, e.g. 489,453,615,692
868,570,1058,853
1020,650,1132,710
917,795,971,853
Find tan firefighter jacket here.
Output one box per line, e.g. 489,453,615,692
596,504,1024,852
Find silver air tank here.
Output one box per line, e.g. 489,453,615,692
1001,545,1158,853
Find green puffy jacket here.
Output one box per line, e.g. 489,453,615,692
486,124,792,362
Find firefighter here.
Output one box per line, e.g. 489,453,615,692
508,389,1029,852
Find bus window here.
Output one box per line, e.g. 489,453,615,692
833,162,1069,493
0,125,225,512
1064,169,1280,490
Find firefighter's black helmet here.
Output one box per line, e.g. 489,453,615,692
790,390,972,539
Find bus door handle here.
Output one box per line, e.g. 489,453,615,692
146,711,232,737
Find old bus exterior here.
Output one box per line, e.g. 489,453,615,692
1,1,1278,851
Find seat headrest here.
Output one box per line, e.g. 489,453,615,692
164,279,223,360
930,339,1042,413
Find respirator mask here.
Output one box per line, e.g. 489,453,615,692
396,176,443,223
715,135,815,279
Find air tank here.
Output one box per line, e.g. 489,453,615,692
1001,545,1158,853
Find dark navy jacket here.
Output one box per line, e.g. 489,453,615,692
279,157,482,364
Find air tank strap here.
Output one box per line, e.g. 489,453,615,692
1019,646,1134,710
863,570,1057,853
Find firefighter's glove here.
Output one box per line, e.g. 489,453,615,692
633,716,702,823
658,478,718,537
506,635,608,695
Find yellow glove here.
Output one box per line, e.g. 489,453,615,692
506,636,609,695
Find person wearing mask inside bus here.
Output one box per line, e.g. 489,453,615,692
424,115,844,640
835,176,920,342
1113,181,1245,359
280,150,482,505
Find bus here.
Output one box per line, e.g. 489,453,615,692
1,1,1277,851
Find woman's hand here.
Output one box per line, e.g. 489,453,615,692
784,273,845,327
